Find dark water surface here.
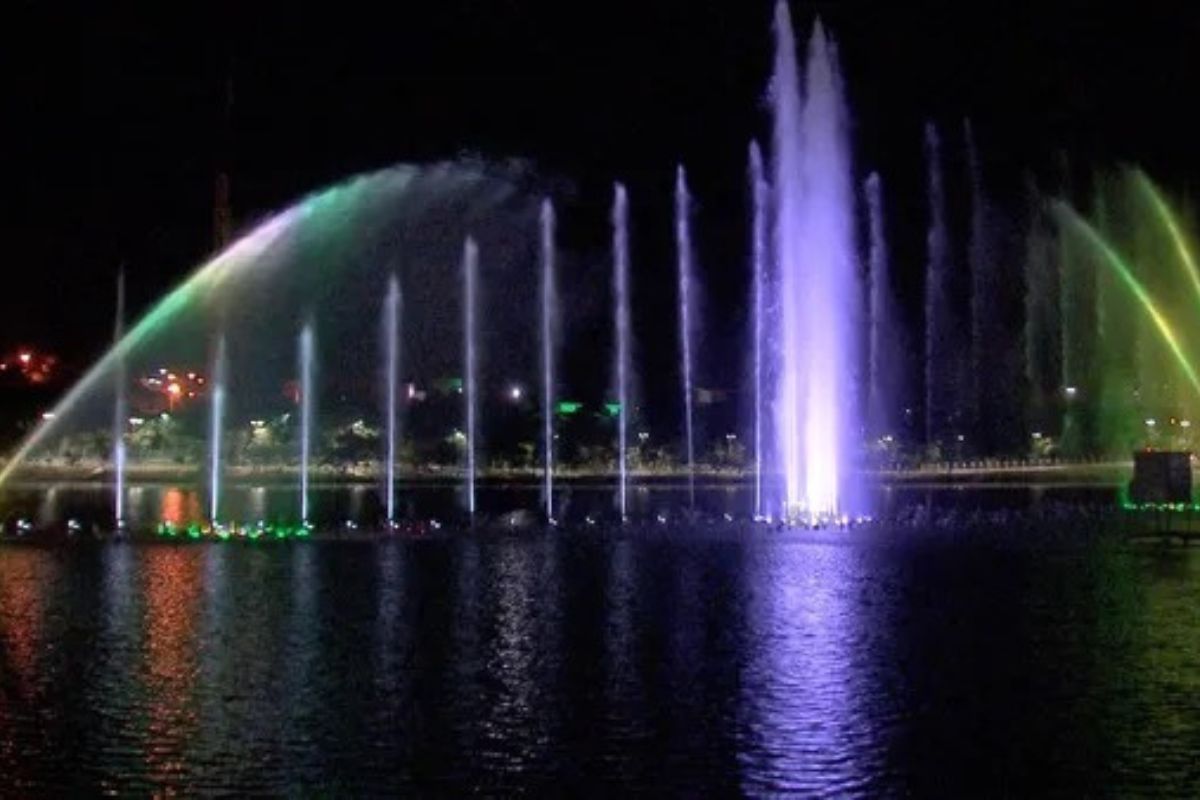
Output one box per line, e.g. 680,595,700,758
1,497,1199,795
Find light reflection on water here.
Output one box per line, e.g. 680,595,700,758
0,480,1122,534
0,506,1197,794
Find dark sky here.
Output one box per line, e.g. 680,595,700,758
4,0,1199,382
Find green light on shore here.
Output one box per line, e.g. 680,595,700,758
1122,501,1200,513
604,402,621,418
556,401,583,415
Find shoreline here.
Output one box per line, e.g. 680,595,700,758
0,459,1135,489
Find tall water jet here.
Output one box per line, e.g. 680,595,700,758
924,123,952,447
770,3,860,517
1024,177,1057,433
540,200,556,522
299,323,314,524
675,166,696,508
749,142,768,518
111,271,126,529
383,275,401,524
209,335,227,524
463,237,478,517
612,183,631,520
965,120,988,441
865,172,890,439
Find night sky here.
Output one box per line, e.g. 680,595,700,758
5,0,1199,387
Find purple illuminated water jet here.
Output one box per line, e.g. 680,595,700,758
770,3,860,518
209,334,226,523
865,172,890,440
924,123,951,446
749,142,768,519
112,271,126,529
383,275,401,523
463,237,478,517
613,184,630,520
675,166,696,508
541,199,556,521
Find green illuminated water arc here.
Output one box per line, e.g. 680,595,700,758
1132,169,1200,311
1053,202,1200,401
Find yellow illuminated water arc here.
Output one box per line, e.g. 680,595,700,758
1132,169,1200,310
1054,202,1200,401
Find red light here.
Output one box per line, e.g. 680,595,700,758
18,352,31,365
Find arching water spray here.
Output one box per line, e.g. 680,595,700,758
613,184,631,520
0,162,529,492
540,200,556,522
383,275,401,524
112,271,126,529
749,142,767,519
675,166,696,509
209,335,227,524
1054,203,1200,400
463,237,478,517
299,324,314,524
1133,169,1200,310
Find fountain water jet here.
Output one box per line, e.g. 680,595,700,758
675,166,696,508
865,172,890,439
613,184,631,520
965,121,990,439
112,271,126,529
540,200,556,521
1054,203,1200,399
463,237,478,517
383,275,401,524
770,3,860,518
299,324,314,523
749,143,768,518
924,123,952,446
209,334,227,524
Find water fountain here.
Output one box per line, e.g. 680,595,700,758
299,323,314,524
769,2,861,518
112,271,126,529
383,275,401,524
540,199,556,522
209,335,226,524
924,123,952,447
865,172,889,440
749,142,768,519
613,183,631,520
463,237,478,518
965,120,988,439
675,166,696,509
